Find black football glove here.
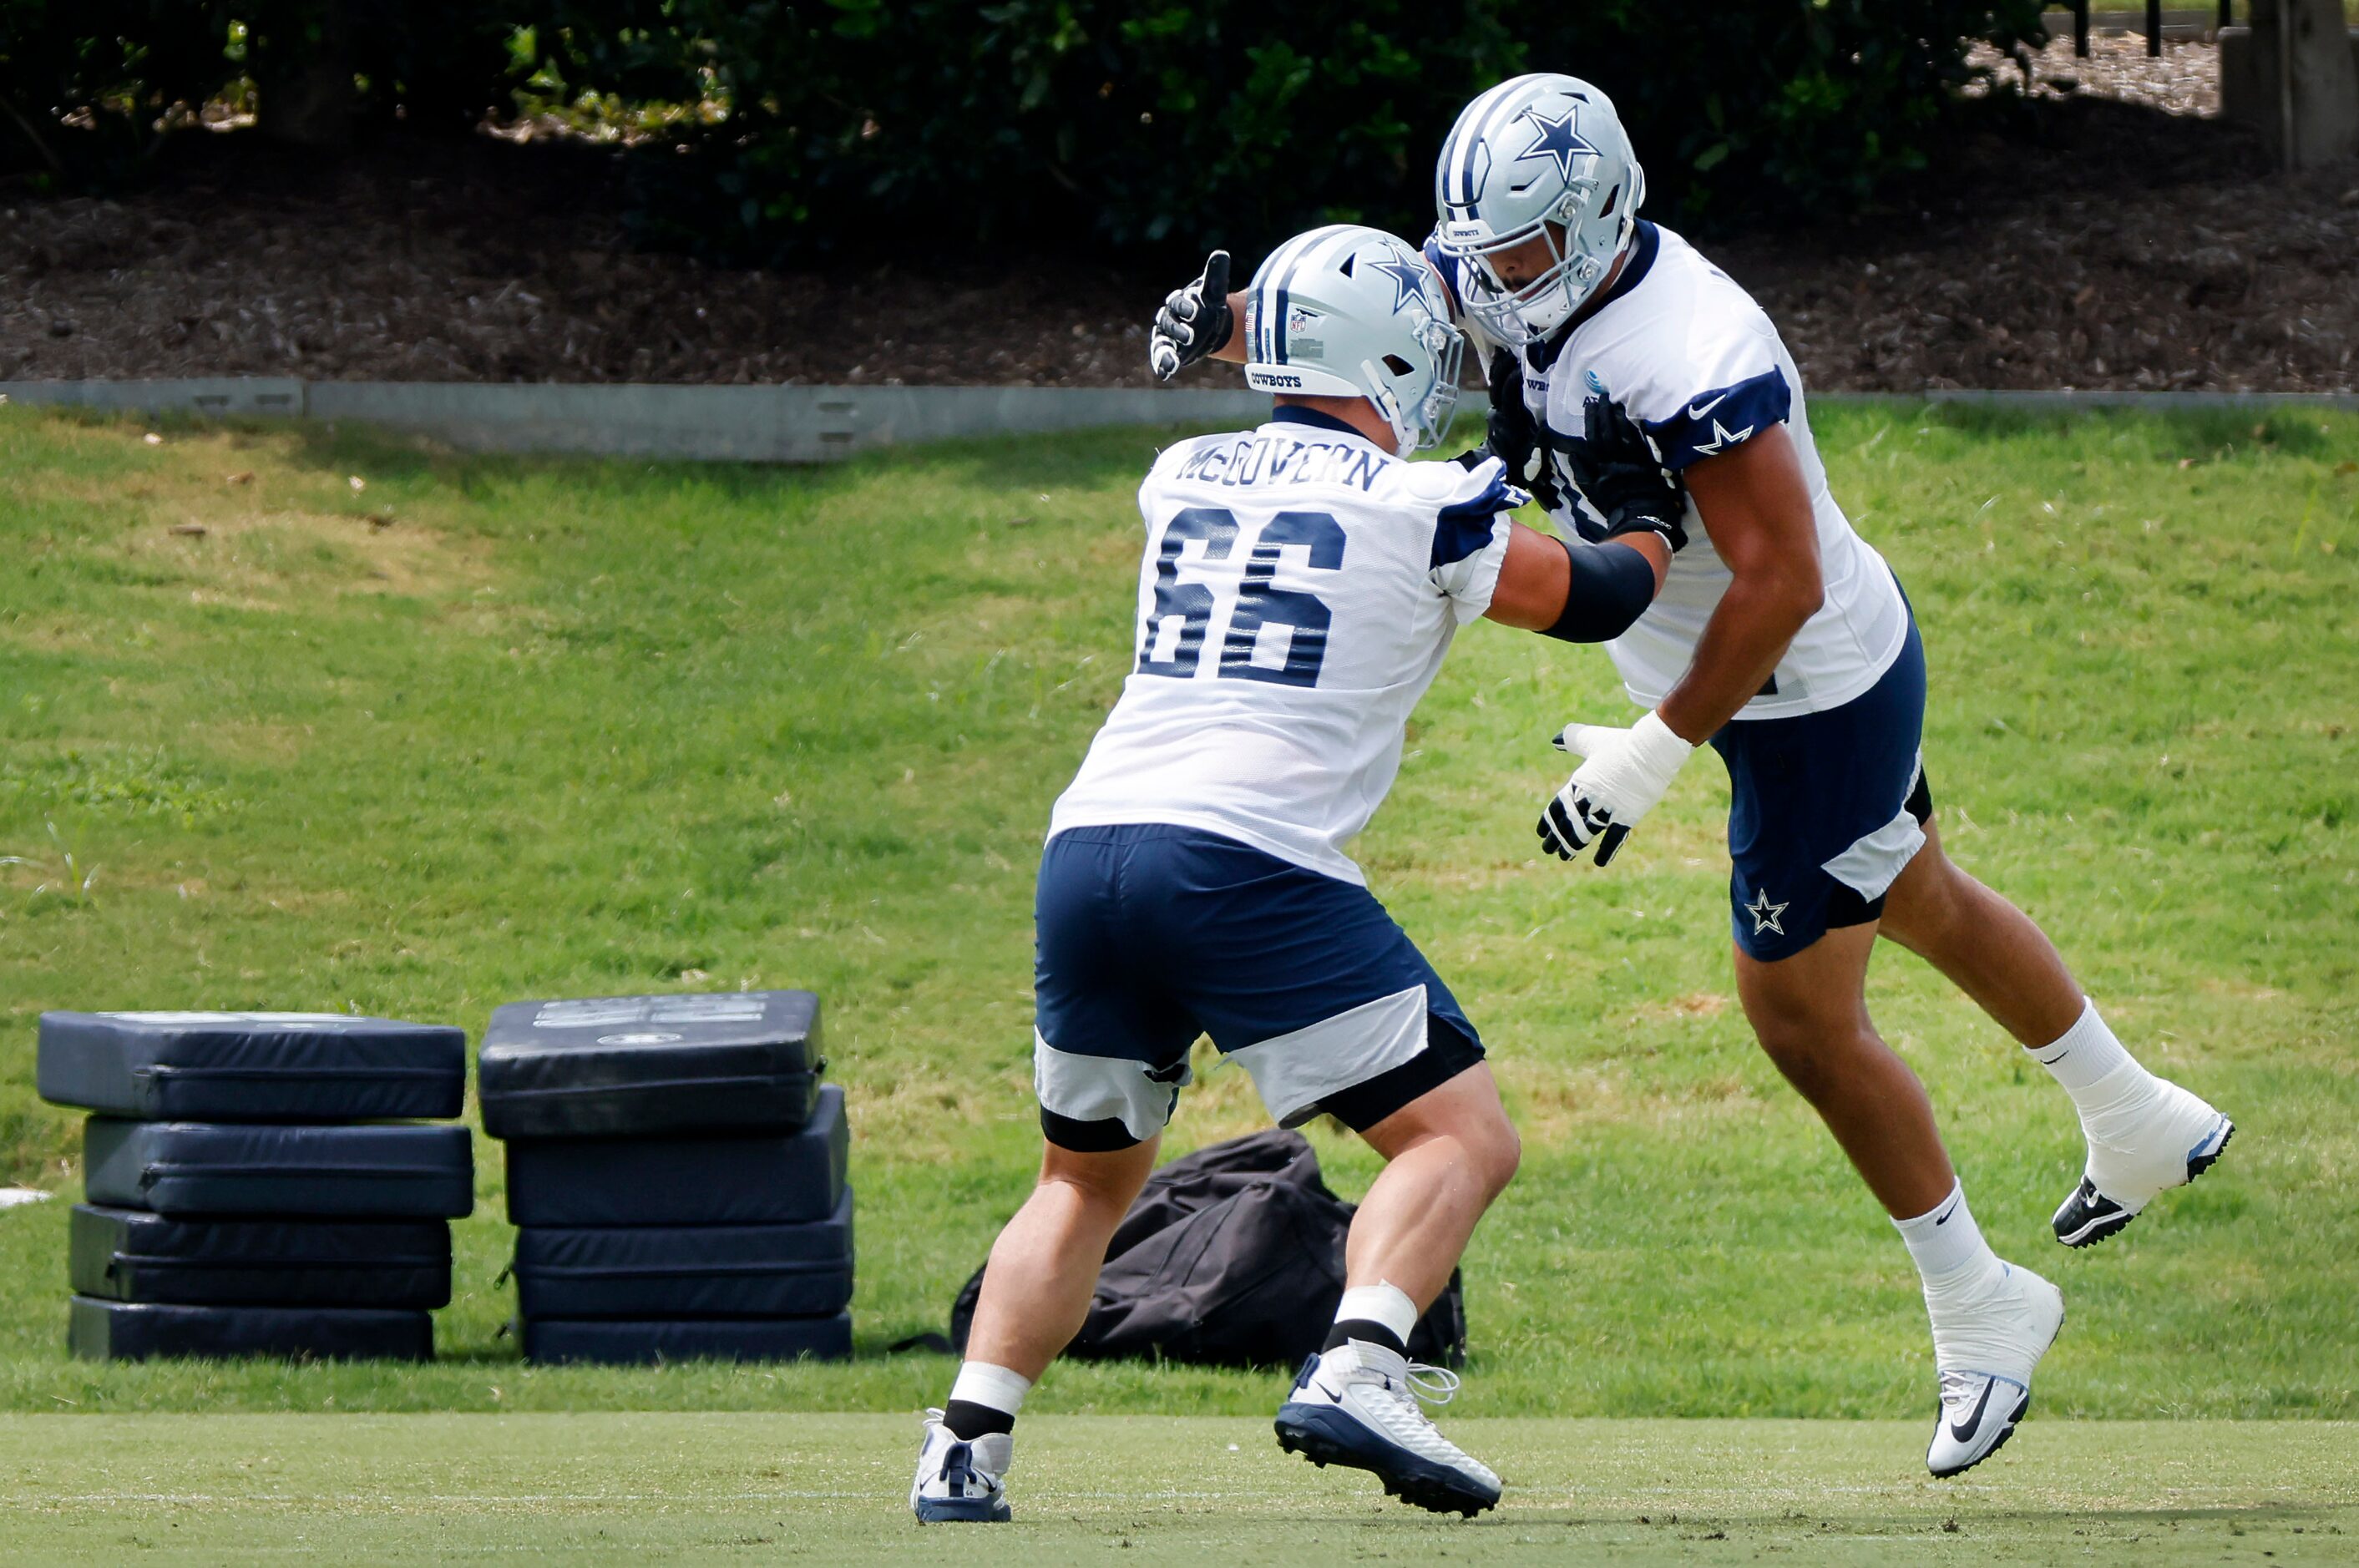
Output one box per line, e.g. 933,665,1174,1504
1149,250,1233,381
1455,349,1562,512
1562,394,1688,553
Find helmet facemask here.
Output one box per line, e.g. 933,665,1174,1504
1363,306,1466,453
1453,198,1612,347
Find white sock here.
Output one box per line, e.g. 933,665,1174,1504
2026,998,2143,1105
947,1361,1032,1421
1333,1282,1420,1347
1892,1181,1999,1292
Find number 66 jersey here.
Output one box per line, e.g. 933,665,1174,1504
1049,406,1523,886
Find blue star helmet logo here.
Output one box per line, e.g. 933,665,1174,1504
1369,253,1434,316
1516,106,1597,183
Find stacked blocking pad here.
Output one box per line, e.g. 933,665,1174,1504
39,1011,473,1362
480,991,852,1365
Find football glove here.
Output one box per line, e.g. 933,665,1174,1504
1536,711,1694,867
1148,250,1233,381
1562,394,1688,554
1454,349,1560,512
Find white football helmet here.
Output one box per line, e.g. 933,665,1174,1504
1431,74,1646,346
1241,224,1464,455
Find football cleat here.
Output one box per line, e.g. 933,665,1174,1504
1924,1262,2064,1479
909,1409,1012,1524
2054,1074,2235,1247
1273,1341,1501,1517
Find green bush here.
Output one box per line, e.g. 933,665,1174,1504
0,1,519,185
5,3,2047,252
0,2,239,189
534,0,2048,264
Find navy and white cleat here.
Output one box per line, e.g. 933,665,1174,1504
1273,1341,1501,1517
909,1409,1013,1524
2054,1075,2234,1248
1925,1262,2064,1479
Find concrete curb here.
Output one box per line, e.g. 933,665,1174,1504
0,380,1276,463
1,380,2351,463
1832,389,2359,412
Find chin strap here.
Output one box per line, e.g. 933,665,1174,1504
1358,360,1412,453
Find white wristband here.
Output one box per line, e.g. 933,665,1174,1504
1625,710,1697,796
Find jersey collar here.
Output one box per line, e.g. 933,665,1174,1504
1530,220,1660,372
1265,405,1369,440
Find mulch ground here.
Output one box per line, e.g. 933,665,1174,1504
2,38,2352,393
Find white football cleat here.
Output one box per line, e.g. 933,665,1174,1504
1273,1341,1501,1516
2054,1070,2235,1247
1925,1262,2064,1479
909,1409,1012,1524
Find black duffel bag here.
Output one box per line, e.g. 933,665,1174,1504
949,1130,1465,1369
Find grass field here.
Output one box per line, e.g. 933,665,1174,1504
0,1413,2353,1565
0,399,2353,1463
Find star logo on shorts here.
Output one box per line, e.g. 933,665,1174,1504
1745,888,1788,936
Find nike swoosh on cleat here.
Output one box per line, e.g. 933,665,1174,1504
1948,1379,1997,1444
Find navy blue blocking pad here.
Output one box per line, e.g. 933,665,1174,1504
504,1083,846,1227
510,1187,853,1319
520,1312,852,1367
81,1119,476,1219
478,991,823,1140
69,1205,453,1308
38,1011,465,1122
68,1297,434,1362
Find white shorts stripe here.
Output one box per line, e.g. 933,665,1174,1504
1225,983,1430,1129
1820,752,1929,902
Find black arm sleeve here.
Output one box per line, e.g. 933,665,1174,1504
1539,535,1657,644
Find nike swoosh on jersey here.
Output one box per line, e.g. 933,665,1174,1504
1948,1378,1997,1443
1685,392,1729,421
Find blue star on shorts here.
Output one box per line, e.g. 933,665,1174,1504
1745,887,1789,937
1516,107,1598,182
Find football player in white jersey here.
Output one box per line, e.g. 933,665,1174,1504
1150,74,2233,1479
911,224,1692,1525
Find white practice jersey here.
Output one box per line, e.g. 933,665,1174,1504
1425,220,1908,720
1049,408,1521,884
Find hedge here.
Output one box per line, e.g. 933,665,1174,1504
2,3,2050,259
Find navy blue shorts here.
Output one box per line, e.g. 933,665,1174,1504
1032,824,1484,1151
1709,615,1933,963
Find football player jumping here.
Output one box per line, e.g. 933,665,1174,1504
911,224,1692,1523
1150,73,2232,1479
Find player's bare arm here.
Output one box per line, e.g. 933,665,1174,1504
1653,424,1824,745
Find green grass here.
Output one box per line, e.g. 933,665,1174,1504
0,400,2353,1427
0,1413,2352,1564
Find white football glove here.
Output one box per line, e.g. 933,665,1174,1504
1536,711,1695,867
1148,250,1232,382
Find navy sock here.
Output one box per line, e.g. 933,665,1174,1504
1323,1318,1408,1356
943,1399,1015,1440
